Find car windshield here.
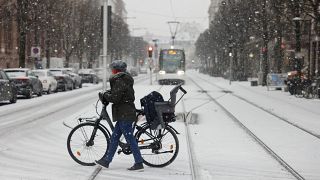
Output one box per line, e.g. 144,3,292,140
50,70,63,75
5,71,26,78
79,69,94,74
32,71,46,77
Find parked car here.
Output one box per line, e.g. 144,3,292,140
93,68,111,81
67,72,82,88
49,68,74,91
0,69,17,103
129,66,139,76
4,68,43,98
78,69,99,84
32,69,58,94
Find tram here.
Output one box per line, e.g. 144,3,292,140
157,49,185,85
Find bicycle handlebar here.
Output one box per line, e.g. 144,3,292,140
98,92,109,106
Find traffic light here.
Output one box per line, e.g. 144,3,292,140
148,46,153,58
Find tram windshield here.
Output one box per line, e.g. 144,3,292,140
159,49,185,73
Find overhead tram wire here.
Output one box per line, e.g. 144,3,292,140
169,0,176,20
128,9,207,20
127,9,172,18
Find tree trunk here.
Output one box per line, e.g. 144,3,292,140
17,0,28,68
45,31,51,68
262,0,269,86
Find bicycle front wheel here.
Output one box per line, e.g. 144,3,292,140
67,122,109,166
135,125,179,167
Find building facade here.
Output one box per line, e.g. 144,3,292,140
0,0,19,68
208,0,222,25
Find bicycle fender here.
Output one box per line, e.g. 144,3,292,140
166,124,180,134
99,124,112,138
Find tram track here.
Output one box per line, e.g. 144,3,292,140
0,90,98,137
86,85,197,180
192,74,320,140
86,77,164,180
181,98,197,180
0,85,102,118
187,75,307,180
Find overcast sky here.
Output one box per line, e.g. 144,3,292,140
123,0,211,39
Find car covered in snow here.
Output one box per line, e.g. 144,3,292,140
49,68,74,91
32,69,58,94
4,68,43,98
78,69,99,84
0,69,17,103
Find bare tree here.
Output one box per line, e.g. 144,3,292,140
16,0,29,68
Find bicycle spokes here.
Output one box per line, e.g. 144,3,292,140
67,123,109,166
136,125,179,167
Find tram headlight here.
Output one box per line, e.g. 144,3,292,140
177,70,185,75
159,70,166,75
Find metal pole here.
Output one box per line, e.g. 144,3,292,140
153,39,159,81
308,20,311,78
149,57,152,85
316,38,319,77
102,0,108,91
294,0,301,74
229,51,232,85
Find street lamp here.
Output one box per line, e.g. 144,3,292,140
229,51,233,85
316,36,319,77
249,53,254,78
292,15,303,74
293,17,312,77
102,0,109,90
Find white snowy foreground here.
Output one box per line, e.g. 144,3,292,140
0,70,319,180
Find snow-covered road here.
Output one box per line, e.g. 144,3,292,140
0,71,319,180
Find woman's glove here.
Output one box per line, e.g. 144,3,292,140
98,92,106,102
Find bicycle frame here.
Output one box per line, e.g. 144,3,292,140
67,84,186,167
78,102,142,154
78,101,180,155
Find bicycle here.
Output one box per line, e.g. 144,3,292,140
67,83,187,167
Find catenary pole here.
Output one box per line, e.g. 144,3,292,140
102,0,108,91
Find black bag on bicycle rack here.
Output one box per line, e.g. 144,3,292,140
140,91,164,128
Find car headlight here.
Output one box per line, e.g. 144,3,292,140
159,70,166,75
177,70,185,75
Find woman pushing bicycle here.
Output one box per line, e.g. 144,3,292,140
95,60,144,171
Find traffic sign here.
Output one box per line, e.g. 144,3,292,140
31,47,41,58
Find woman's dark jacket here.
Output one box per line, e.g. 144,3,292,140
103,72,136,122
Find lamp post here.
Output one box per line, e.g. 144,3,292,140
152,39,159,81
293,0,302,74
102,0,109,90
249,52,254,79
293,17,312,77
306,19,312,78
229,45,233,85
293,17,301,69
316,36,319,77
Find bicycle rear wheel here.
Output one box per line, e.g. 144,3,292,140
135,125,179,167
67,122,109,166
